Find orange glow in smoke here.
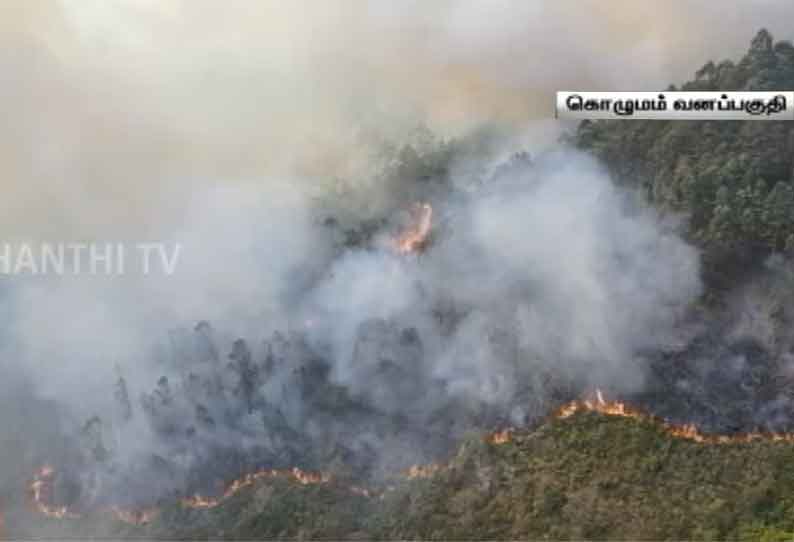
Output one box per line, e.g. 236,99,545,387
394,203,433,254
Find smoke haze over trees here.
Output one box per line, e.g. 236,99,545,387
4,3,794,538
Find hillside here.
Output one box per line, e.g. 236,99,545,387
576,29,794,291
12,409,794,541
9,28,794,542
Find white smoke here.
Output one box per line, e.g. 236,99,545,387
1,0,790,514
306,151,700,412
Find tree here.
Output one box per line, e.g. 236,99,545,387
81,416,109,462
113,365,133,422
576,28,794,284
229,339,258,414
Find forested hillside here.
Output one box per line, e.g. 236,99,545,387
577,29,794,289
11,28,794,542
16,411,794,541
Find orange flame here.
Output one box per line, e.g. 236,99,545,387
31,390,794,525
28,465,160,525
28,464,337,523
486,428,513,445
181,467,331,510
404,463,443,480
405,428,513,483
109,506,159,525
28,465,81,520
555,389,794,445
394,203,432,254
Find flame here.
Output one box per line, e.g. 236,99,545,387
181,467,331,510
554,389,794,445
28,464,337,523
555,389,658,422
109,506,159,525
486,428,513,445
180,494,219,510
404,463,443,480
30,390,794,526
405,428,513,483
291,466,331,485
394,203,432,254
28,465,81,520
28,465,161,525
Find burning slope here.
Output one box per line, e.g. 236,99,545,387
486,428,513,445
29,465,157,525
394,203,432,254
107,506,159,526
400,390,794,485
29,464,331,521
28,466,80,520
181,467,331,510
555,389,794,444
28,390,794,526
404,463,443,480
29,465,338,524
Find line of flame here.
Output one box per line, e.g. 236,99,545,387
30,389,794,524
180,467,331,510
29,465,159,525
28,466,81,520
403,463,443,480
554,389,794,444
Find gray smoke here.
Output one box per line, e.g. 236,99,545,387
3,0,793,517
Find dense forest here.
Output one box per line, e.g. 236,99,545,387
577,29,794,291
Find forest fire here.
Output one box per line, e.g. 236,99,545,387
555,389,642,420
29,465,159,525
394,203,433,254
486,428,513,445
28,391,794,526
181,467,331,510
28,465,80,520
555,389,794,445
404,463,443,480
109,506,159,526
27,464,335,524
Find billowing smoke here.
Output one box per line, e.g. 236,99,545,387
1,0,792,518
0,146,702,508
308,151,699,410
